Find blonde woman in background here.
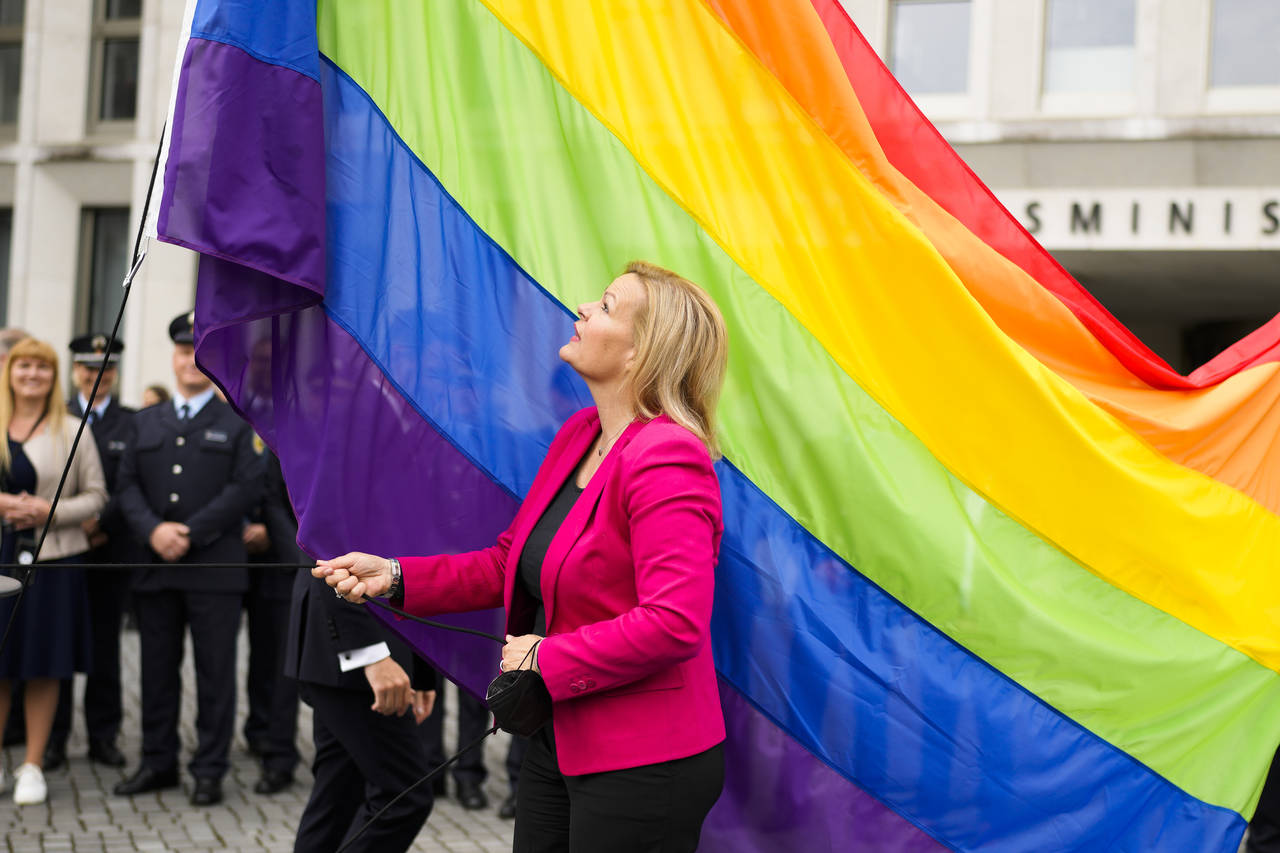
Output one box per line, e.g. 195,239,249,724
0,338,107,804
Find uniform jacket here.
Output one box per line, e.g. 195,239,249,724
115,397,263,593
17,417,108,561
68,395,139,556
401,408,725,776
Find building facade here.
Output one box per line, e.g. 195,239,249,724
0,0,189,403
844,0,1280,370
2,2,1277,396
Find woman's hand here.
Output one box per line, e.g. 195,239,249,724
501,634,543,674
5,493,52,529
314,552,392,601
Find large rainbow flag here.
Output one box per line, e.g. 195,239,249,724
149,1,1280,850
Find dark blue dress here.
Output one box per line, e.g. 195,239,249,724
0,437,92,679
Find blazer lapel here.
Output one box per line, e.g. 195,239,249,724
540,418,648,631
502,411,600,615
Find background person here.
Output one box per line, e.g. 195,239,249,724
45,333,138,771
240,446,300,795
319,262,729,852
113,311,263,806
140,384,170,408
0,337,108,805
273,446,440,853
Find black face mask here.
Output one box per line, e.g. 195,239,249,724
486,640,552,736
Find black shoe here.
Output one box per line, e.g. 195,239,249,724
498,792,517,820
431,776,447,799
253,768,294,795
114,766,179,796
43,743,67,771
456,780,488,810
190,777,223,806
88,741,127,767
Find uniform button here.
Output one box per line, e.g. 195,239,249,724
169,493,179,503
172,464,183,475
176,436,186,446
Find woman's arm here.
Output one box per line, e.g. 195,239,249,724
536,429,722,701
318,524,514,615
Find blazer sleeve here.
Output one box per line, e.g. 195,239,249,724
396,407,597,617
49,423,108,527
398,525,513,616
536,429,722,701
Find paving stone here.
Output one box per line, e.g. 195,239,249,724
2,624,513,852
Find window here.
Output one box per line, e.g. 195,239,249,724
1211,0,1280,87
1042,0,1136,94
0,209,11,325
77,208,130,334
91,0,140,126
889,1,972,95
0,0,22,129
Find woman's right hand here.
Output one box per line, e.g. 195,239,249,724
314,551,392,601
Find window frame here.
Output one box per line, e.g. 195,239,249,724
1204,0,1280,113
885,0,991,122
75,206,131,336
0,0,22,138
87,0,141,135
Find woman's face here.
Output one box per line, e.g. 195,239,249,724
560,274,646,384
10,357,54,403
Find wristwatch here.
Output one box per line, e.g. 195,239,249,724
381,557,402,600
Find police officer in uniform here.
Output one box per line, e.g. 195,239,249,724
44,334,137,771
113,312,263,806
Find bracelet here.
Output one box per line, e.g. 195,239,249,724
380,557,402,600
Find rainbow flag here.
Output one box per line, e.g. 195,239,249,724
150,1,1280,849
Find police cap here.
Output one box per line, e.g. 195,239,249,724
169,311,196,344
69,332,123,367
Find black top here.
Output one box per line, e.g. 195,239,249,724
1,438,37,566
518,469,584,636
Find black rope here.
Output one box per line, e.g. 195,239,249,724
335,724,501,853
6,559,507,644
0,130,165,660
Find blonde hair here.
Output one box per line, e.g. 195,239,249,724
624,261,728,459
0,337,68,472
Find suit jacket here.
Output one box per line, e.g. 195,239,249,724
274,450,435,693
115,397,263,592
401,407,725,776
68,396,140,558
251,450,299,600
16,418,108,561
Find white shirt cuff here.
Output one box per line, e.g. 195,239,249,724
338,642,391,673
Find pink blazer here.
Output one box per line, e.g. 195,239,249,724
400,407,725,775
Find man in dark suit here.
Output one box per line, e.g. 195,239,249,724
275,446,438,851
44,334,138,771
112,311,264,806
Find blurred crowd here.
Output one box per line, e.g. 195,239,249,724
0,318,520,849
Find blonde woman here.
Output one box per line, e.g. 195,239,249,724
0,337,107,804
316,262,730,852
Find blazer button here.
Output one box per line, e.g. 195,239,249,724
585,679,596,689
172,464,183,475
176,436,185,446
168,493,180,503
569,683,581,694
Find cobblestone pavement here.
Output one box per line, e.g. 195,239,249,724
2,621,516,852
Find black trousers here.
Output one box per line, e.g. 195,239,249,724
243,587,300,774
1249,745,1280,852
507,734,530,792
51,567,128,750
294,682,435,853
423,684,490,786
513,726,724,853
135,590,241,779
